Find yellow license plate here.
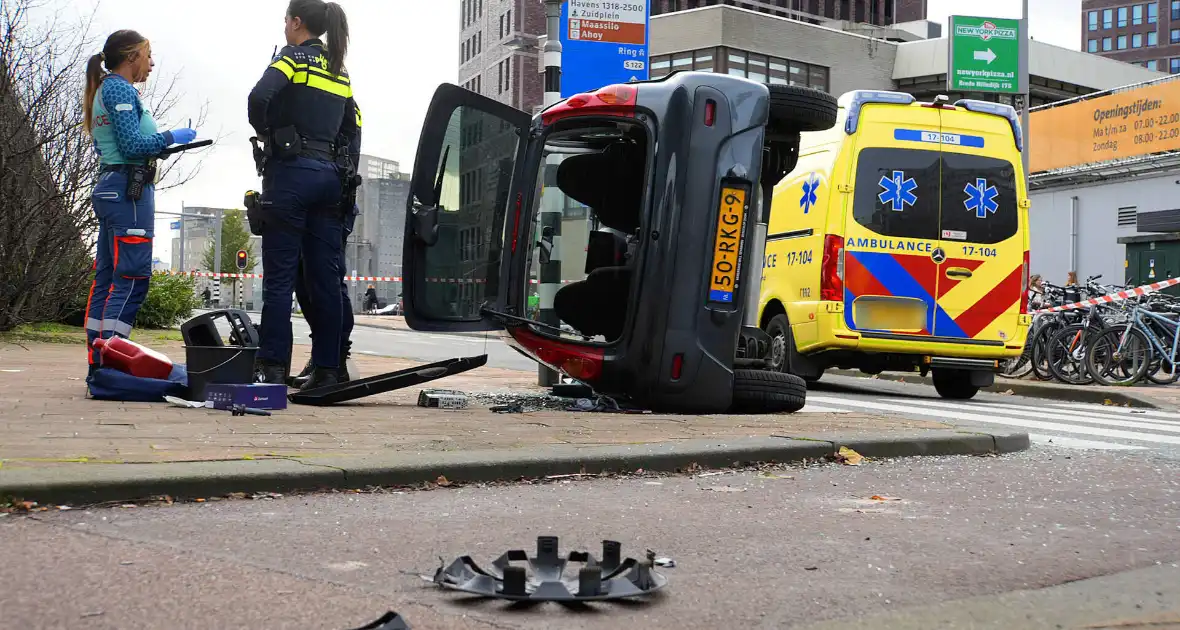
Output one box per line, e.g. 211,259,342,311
709,186,747,303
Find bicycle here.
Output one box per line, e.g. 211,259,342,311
1084,293,1179,387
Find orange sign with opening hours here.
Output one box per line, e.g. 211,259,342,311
1030,79,1180,173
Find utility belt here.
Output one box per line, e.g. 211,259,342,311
251,126,340,172
101,162,157,202
246,126,361,236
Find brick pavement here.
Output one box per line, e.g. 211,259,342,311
0,341,953,471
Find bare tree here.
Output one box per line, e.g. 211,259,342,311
0,0,207,331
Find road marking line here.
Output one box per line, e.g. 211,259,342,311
1028,434,1147,450
1046,402,1180,421
902,398,1180,434
806,395,1180,445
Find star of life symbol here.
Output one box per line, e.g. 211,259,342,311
878,170,918,212
800,173,820,214
964,177,999,219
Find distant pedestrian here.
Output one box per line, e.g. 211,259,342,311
1066,271,1078,286
201,286,212,308
1026,274,1044,311
364,284,378,313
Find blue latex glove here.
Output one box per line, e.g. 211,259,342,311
168,128,198,145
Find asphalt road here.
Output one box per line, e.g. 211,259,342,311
4,449,1178,629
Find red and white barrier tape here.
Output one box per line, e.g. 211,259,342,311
163,270,577,285
1033,277,1180,313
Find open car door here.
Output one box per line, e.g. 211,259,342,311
402,84,533,333
289,85,532,407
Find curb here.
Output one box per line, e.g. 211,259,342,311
828,370,1165,409
0,431,1029,506
351,320,497,339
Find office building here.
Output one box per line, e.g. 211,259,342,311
651,0,926,26
1082,1,1171,71
350,155,412,307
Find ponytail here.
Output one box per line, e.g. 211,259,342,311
82,54,106,135
288,0,349,75
81,30,149,135
323,2,349,75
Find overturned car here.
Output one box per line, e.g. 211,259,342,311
400,72,838,414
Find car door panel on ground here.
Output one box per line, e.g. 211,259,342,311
402,85,531,333
936,109,1025,344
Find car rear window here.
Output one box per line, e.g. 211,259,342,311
852,148,941,241
939,152,1019,245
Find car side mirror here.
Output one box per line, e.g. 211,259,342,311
538,226,554,265
411,195,440,246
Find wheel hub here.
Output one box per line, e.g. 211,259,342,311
770,334,786,371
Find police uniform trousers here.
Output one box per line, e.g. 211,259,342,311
86,169,155,367
258,156,345,369
294,206,356,357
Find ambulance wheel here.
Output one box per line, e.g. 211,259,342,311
766,314,824,383
731,369,808,414
766,84,839,133
932,369,980,400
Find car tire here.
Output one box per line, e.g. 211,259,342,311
731,369,807,414
765,314,824,383
932,369,980,400
766,84,839,133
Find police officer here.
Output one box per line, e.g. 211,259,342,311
248,0,359,388
292,102,363,388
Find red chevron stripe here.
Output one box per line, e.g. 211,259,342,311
845,253,891,298
953,264,1024,338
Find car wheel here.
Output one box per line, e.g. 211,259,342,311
731,369,807,414
766,84,839,133
932,369,980,400
765,314,791,373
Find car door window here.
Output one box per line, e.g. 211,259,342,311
417,105,521,320
852,148,941,241
939,152,1019,245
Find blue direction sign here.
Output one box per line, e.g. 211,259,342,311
560,0,650,98
170,221,182,230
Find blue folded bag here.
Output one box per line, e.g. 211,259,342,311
87,364,190,402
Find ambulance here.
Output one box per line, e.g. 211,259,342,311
757,90,1031,400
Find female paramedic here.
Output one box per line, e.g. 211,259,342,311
247,0,360,389
83,30,198,375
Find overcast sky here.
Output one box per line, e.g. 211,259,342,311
67,0,1080,266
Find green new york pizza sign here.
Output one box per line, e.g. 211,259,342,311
948,15,1026,94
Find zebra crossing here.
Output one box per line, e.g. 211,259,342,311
801,394,1180,452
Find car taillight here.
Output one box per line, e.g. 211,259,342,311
820,234,845,302
1020,250,1030,315
671,353,684,380
704,100,716,127
541,84,638,125
506,327,605,382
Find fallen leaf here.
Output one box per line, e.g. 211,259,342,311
870,495,901,502
1103,399,1115,406
1001,389,1015,395
704,486,746,493
120,504,136,509
194,498,206,503
435,475,452,487
227,492,248,500
836,446,864,466
759,472,796,480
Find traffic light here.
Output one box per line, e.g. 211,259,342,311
236,249,248,270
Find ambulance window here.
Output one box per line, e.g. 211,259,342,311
939,153,1019,245
852,148,941,241
418,105,520,320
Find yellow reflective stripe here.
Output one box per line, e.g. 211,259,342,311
270,59,296,80
306,74,353,98
355,106,363,128
309,65,349,84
